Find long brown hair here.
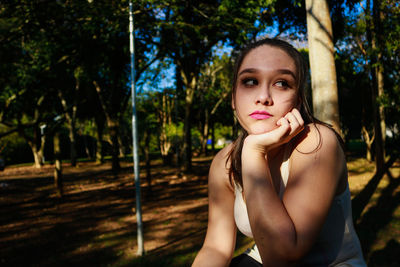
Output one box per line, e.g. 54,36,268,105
227,38,340,188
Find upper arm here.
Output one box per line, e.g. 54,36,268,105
193,146,237,266
283,124,346,254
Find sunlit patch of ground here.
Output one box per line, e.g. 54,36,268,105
347,157,400,266
0,156,399,266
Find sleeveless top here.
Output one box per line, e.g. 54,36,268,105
233,144,366,266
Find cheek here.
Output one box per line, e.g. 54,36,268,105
234,92,251,110
275,96,297,110
276,91,299,106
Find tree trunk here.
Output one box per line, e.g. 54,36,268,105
200,107,209,156
108,119,120,172
95,115,105,164
174,60,184,170
25,126,44,168
68,120,77,167
58,76,79,167
305,0,341,133
361,126,374,161
211,119,215,154
144,129,152,191
373,0,386,165
83,134,93,160
118,135,125,158
182,73,196,172
370,60,385,173
53,131,63,197
159,91,172,165
92,80,121,171
31,145,44,168
183,88,194,171
366,0,385,172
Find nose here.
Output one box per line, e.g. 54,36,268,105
255,86,273,105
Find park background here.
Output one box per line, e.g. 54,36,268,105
0,0,399,266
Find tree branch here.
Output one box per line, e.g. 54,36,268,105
92,80,109,121
210,90,230,115
354,36,367,56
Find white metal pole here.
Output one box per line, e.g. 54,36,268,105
129,1,144,256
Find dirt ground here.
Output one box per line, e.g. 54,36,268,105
0,157,399,266
0,158,214,267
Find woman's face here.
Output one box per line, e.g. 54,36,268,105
233,45,300,135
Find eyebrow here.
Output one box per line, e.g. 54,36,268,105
238,68,297,80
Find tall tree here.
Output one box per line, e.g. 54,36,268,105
71,0,160,171
345,0,400,167
157,90,174,164
196,53,232,155
0,1,64,167
305,0,340,133
0,0,162,170
155,0,274,170
369,0,386,172
53,130,63,197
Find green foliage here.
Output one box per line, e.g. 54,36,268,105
0,132,32,165
0,0,159,165
195,52,233,119
335,50,369,139
1,0,398,165
380,2,400,143
214,123,233,144
336,0,400,148
191,127,202,149
167,122,184,147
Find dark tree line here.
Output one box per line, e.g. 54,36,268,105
0,0,399,188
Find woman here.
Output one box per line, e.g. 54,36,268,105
192,38,366,266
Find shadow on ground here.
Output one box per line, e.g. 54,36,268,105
352,157,400,266
0,159,210,267
1,156,399,267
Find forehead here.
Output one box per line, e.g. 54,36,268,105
239,45,296,73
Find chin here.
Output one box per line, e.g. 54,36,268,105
250,126,277,135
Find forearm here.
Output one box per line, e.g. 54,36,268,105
241,149,299,262
240,124,342,265
192,246,231,267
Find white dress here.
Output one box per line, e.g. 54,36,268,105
233,144,367,266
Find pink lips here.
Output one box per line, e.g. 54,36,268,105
249,110,272,120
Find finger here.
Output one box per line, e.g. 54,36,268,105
291,108,304,128
276,116,287,126
286,109,304,135
275,117,291,136
250,118,289,150
284,112,298,125
284,112,300,134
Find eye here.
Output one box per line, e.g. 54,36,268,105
242,78,258,87
275,80,290,89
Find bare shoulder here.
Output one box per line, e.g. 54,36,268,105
208,143,234,191
289,123,347,191
290,123,346,174
211,143,233,168
293,123,343,156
